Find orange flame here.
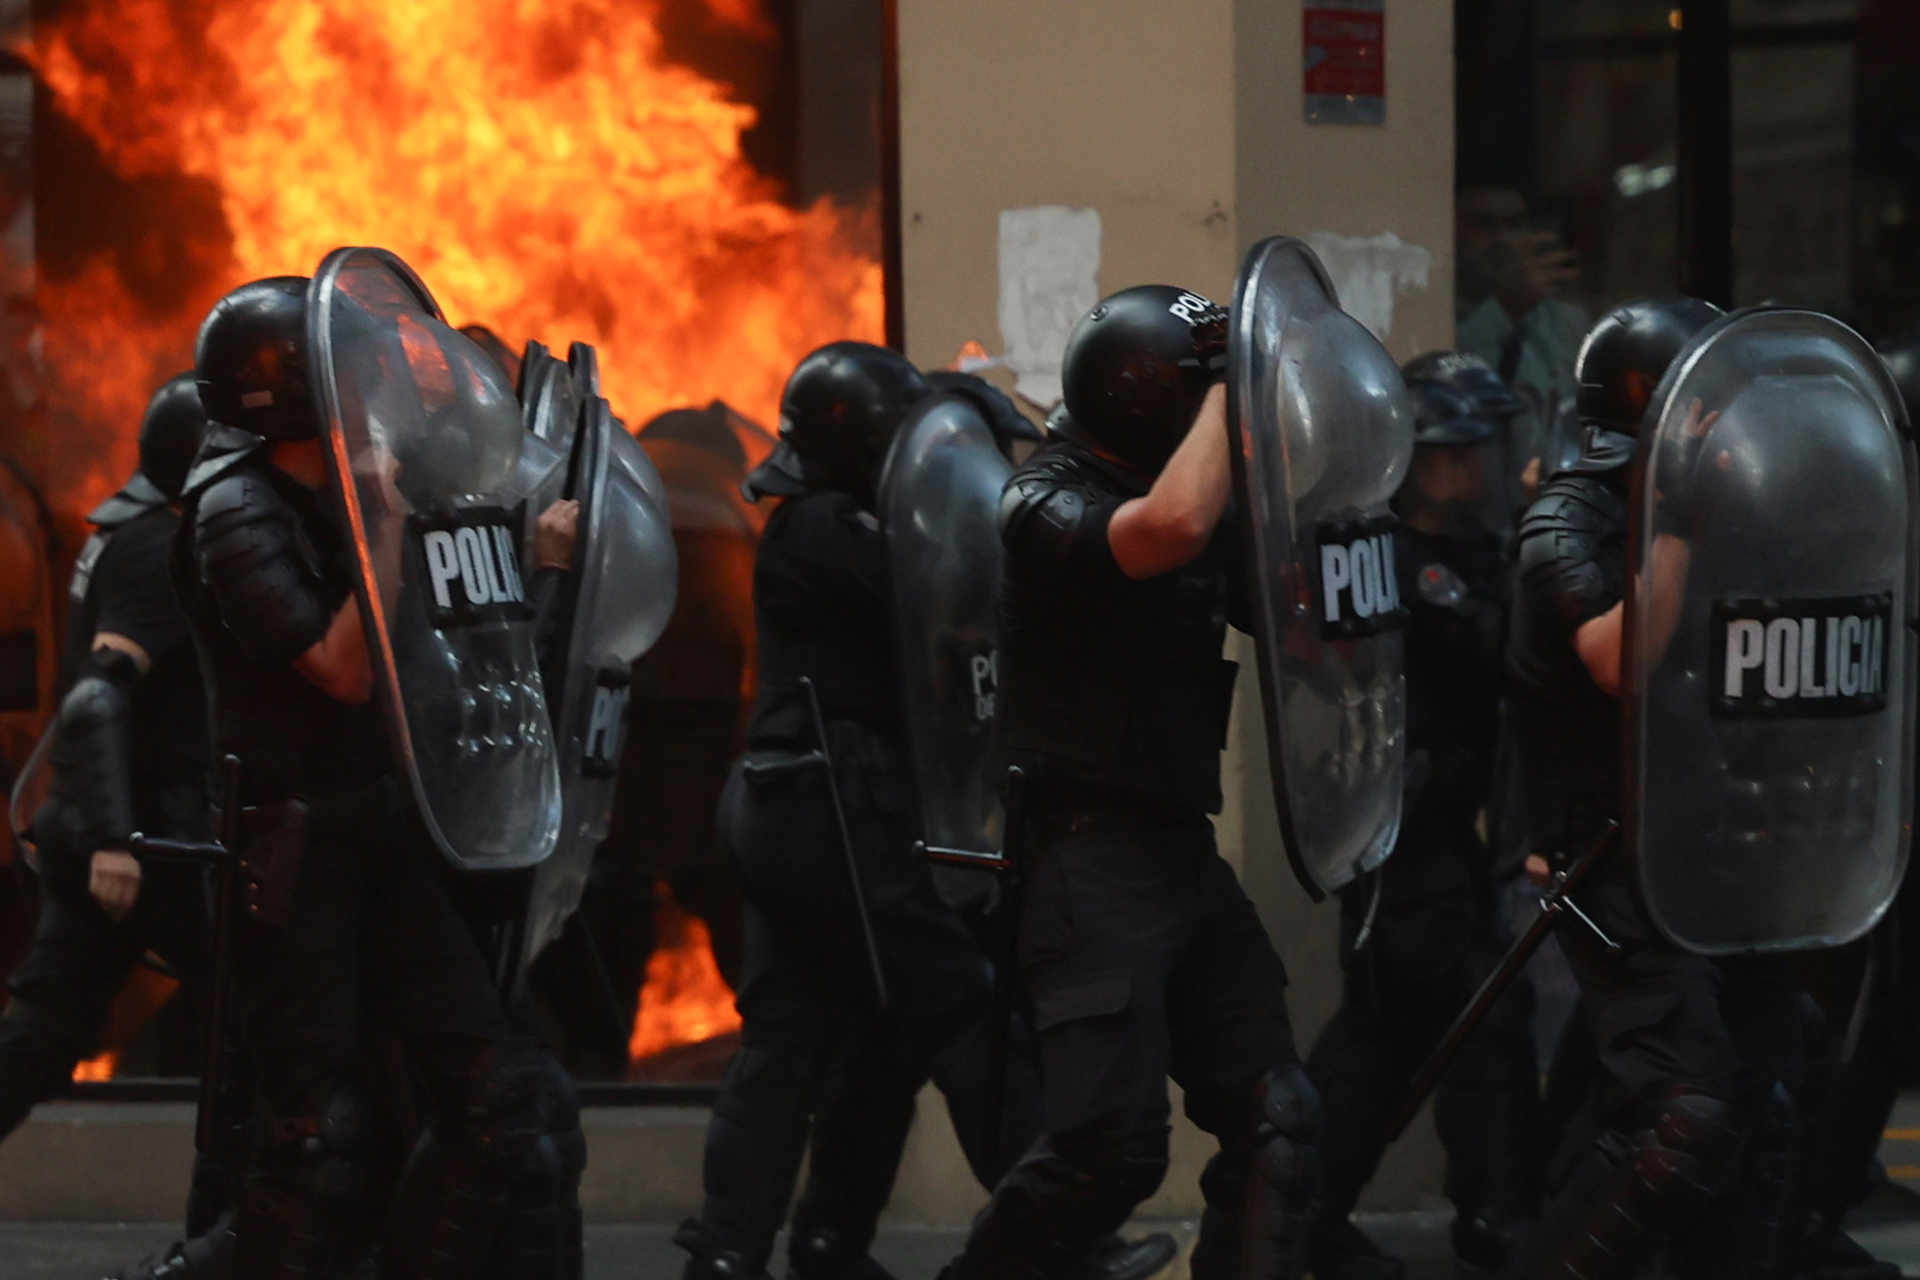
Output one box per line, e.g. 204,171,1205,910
629,883,741,1062
25,0,882,518
71,1050,117,1083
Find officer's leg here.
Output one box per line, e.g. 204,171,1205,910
343,829,525,1280
1303,884,1412,1280
677,895,840,1280
1502,877,1750,1280
474,1032,587,1280
1174,854,1317,1280
787,1027,919,1280
1664,956,1811,1280
788,794,993,1280
228,823,378,1278
1428,901,1542,1271
943,825,1185,1280
0,893,142,1139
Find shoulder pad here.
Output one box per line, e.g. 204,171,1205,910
87,472,168,529
181,421,269,500
1516,478,1625,628
194,470,335,664
1000,471,1097,576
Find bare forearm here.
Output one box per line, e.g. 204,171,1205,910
292,599,373,703
1109,384,1231,579
1574,601,1624,697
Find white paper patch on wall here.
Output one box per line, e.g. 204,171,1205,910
1305,231,1432,342
998,206,1102,409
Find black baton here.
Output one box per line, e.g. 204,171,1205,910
919,765,1028,1163
1383,820,1619,1143
799,676,889,1012
131,753,243,1156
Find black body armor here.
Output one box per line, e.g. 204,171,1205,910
996,440,1243,816
744,489,900,746
174,452,388,804
1506,451,1629,856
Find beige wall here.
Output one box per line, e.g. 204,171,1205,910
897,0,1455,1215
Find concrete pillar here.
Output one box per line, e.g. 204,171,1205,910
896,0,1456,1215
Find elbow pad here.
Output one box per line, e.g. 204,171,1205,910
1000,476,1101,578
195,473,337,665
49,648,139,854
1516,478,1626,631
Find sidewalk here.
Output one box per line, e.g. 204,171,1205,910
0,1216,1460,1280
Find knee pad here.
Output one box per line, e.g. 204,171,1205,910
1053,1118,1171,1209
1630,1087,1746,1216
437,1040,548,1165
245,1077,372,1223
1254,1065,1323,1199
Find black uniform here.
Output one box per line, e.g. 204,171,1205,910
0,504,212,1139
1306,521,1540,1271
678,486,993,1276
944,439,1313,1280
174,435,542,1278
1502,435,1807,1280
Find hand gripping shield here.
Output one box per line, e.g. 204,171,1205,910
877,392,1012,871
521,390,678,980
309,247,561,870
1625,308,1917,953
1227,236,1414,899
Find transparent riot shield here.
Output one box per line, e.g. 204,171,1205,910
878,393,1011,868
1227,236,1414,899
1625,308,1916,953
309,246,562,871
521,393,678,976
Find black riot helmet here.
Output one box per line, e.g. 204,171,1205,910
741,341,929,503
137,372,209,500
1880,336,1920,425
1405,379,1495,447
1402,350,1526,423
194,276,316,441
1060,285,1228,476
1574,297,1724,436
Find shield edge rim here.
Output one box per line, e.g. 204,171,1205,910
1621,304,1918,954
520,389,615,981
309,245,560,873
1226,234,1349,903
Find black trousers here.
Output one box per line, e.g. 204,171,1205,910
952,801,1301,1278
694,738,991,1272
1525,854,1808,1276
1307,865,1540,1235
0,858,211,1138
231,791,513,1275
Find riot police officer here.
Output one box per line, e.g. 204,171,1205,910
1,374,212,1144
938,287,1320,1280
672,342,989,1280
1503,297,1809,1279
1305,373,1540,1280
175,277,561,1278
675,343,1171,1280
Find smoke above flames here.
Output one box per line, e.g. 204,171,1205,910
23,0,882,519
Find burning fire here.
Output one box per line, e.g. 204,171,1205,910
630,883,741,1062
71,1051,116,1083
24,0,882,518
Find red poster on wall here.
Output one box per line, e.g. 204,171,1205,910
1304,0,1385,125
